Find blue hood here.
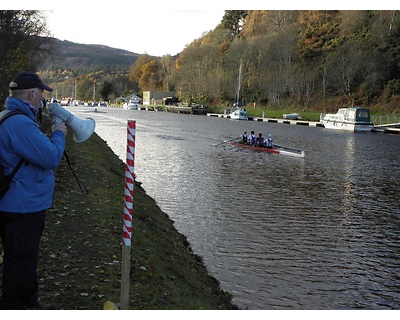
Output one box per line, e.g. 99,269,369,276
4,96,37,121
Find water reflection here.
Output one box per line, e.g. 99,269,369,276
342,134,356,216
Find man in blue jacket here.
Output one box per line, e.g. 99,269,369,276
0,72,67,309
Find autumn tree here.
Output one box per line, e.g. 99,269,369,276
138,60,163,91
128,54,153,91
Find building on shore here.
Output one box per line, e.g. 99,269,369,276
143,91,175,106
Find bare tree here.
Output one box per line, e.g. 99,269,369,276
176,43,221,103
160,55,175,91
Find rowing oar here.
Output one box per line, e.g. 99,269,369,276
212,137,237,146
274,144,303,153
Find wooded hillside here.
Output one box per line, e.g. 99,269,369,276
37,39,140,102
35,11,400,112
168,10,400,112
40,38,139,73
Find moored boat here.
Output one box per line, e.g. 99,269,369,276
320,107,374,132
123,97,139,110
230,60,248,120
283,113,301,120
230,108,248,120
228,140,305,158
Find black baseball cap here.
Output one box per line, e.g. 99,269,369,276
9,71,53,92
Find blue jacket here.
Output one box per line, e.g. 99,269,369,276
0,97,66,213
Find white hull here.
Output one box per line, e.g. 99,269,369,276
123,103,138,110
230,115,247,120
320,120,373,132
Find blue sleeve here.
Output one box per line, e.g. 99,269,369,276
8,116,66,169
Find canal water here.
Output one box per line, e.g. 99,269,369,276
67,106,400,310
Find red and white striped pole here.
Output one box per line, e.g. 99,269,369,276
123,120,135,246
121,120,135,310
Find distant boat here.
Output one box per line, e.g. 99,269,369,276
230,108,248,120
320,107,374,132
123,98,139,110
283,113,301,120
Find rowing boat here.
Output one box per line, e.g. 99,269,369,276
228,140,305,158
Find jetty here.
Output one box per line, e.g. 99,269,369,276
372,123,400,134
166,105,207,115
207,113,400,134
206,113,323,128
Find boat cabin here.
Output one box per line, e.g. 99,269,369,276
342,107,371,123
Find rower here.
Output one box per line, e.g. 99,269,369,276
242,131,248,144
257,133,264,147
249,131,256,145
266,134,273,148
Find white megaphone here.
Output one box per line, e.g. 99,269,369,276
47,103,96,143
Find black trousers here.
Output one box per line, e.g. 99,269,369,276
0,210,46,310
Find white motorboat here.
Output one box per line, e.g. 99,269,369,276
320,107,374,132
123,98,139,110
230,108,248,120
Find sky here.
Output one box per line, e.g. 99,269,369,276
4,1,400,57
45,9,225,57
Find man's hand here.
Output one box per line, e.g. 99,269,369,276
52,122,67,136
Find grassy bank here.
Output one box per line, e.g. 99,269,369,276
37,115,237,310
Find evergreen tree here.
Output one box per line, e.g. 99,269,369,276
0,10,54,104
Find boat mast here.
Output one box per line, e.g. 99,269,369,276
236,60,242,106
